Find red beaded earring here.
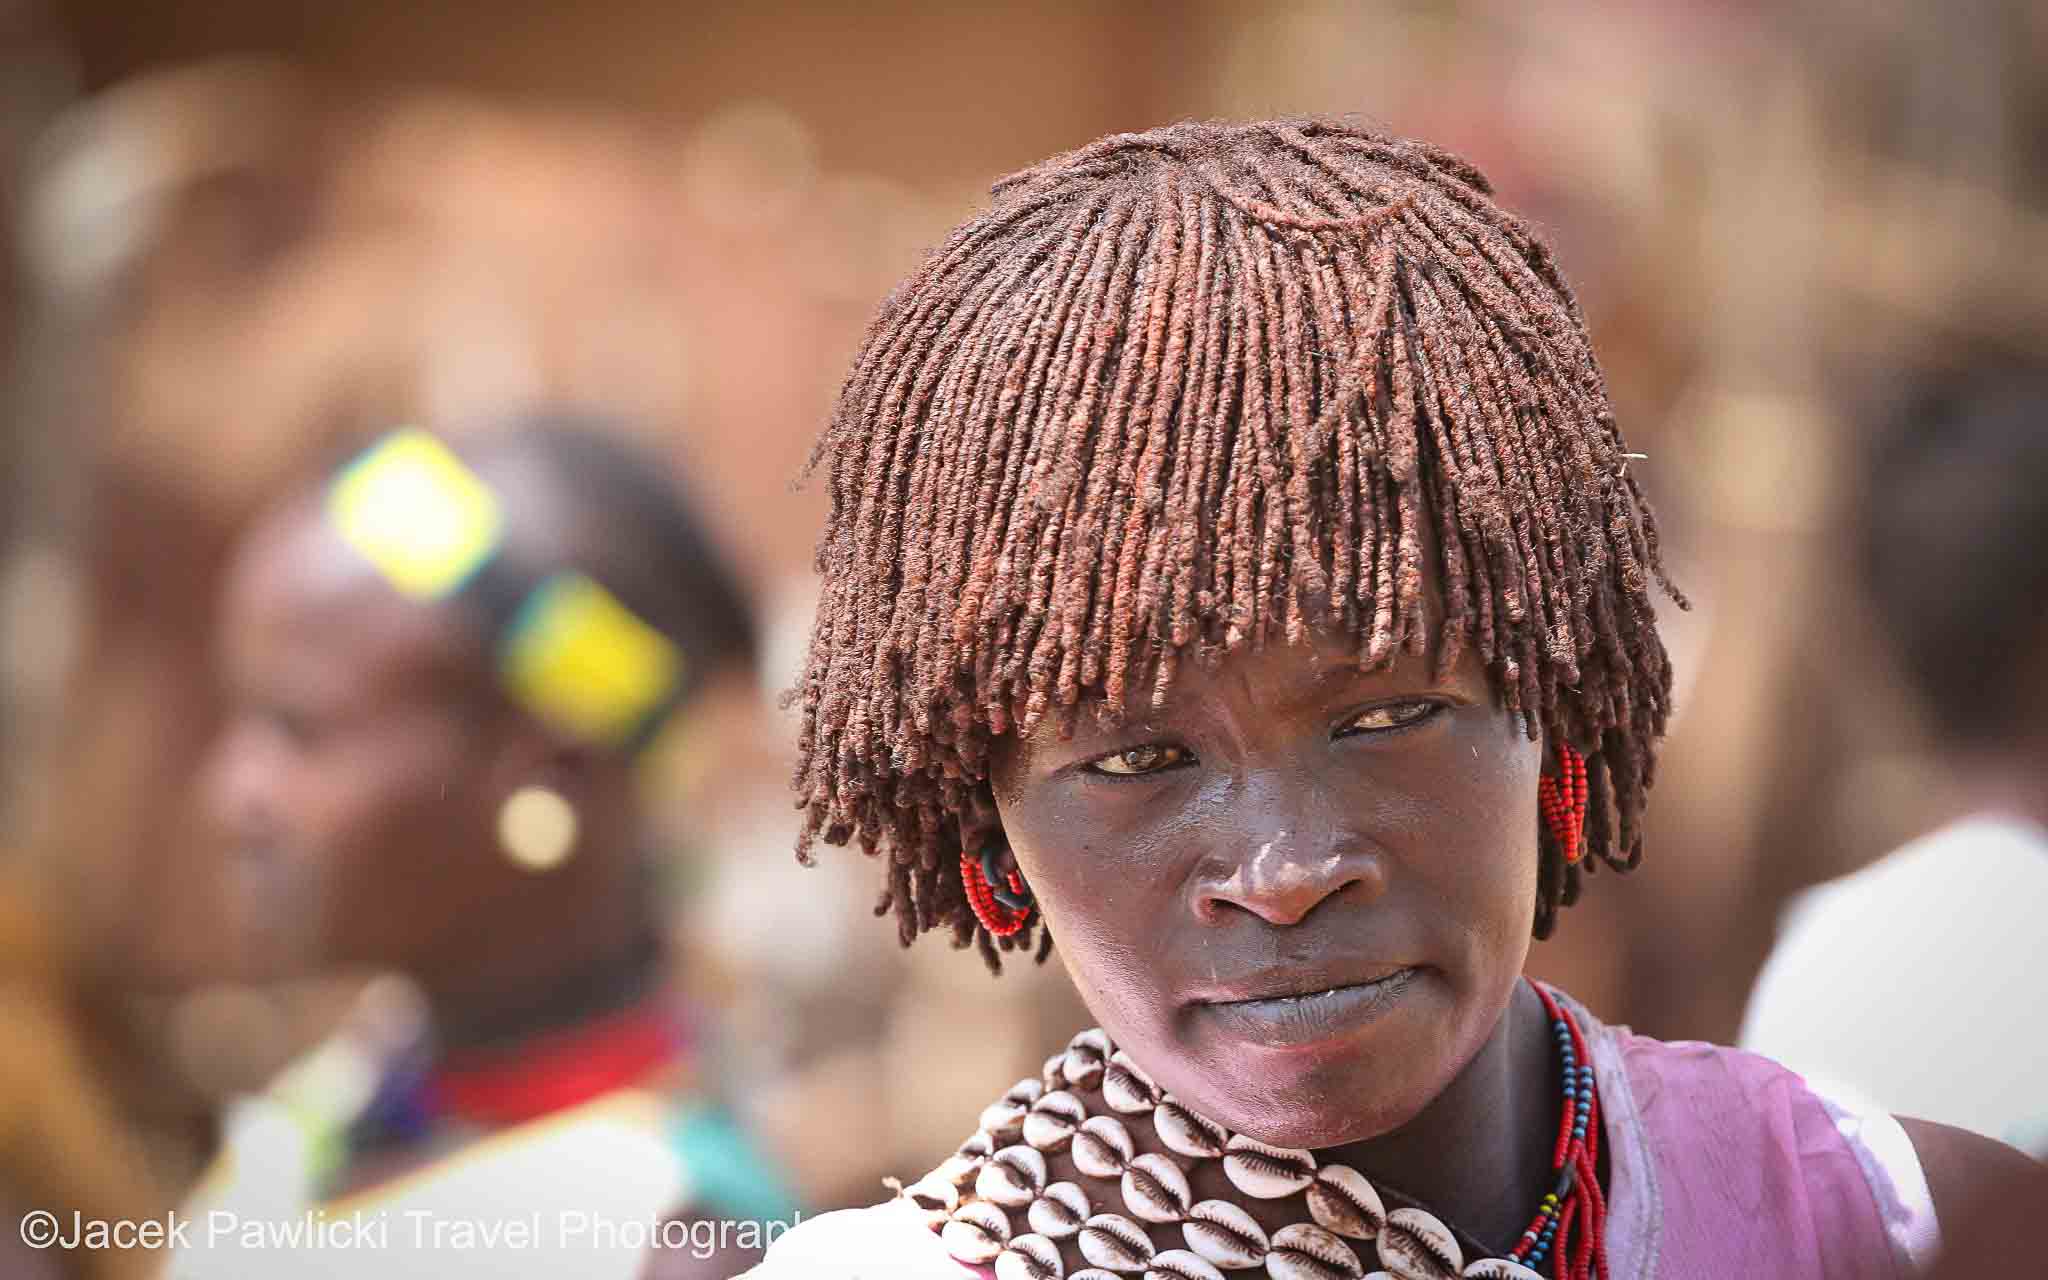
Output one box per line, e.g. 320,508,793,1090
961,847,1034,937
1539,743,1589,865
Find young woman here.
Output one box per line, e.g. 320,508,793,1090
192,419,795,1277
751,120,2038,1277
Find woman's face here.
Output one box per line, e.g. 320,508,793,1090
204,502,504,980
990,624,1541,1150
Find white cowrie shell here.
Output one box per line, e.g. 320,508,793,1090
902,1189,950,1233
1072,1114,1137,1179
932,1154,983,1190
978,1145,1050,1207
1305,1164,1386,1240
1078,1213,1157,1272
1028,1181,1091,1240
1063,1028,1113,1091
981,1099,1030,1140
958,1130,997,1160
1024,1090,1089,1152
1144,1249,1226,1280
1461,1261,1545,1279
1071,1272,1124,1280
980,1076,1044,1138
1103,1051,1164,1114
1181,1199,1269,1270
1154,1096,1229,1159
995,1232,1066,1280
1121,1153,1193,1224
1063,1048,1107,1092
1071,1027,1115,1056
1376,1207,1463,1280
942,1201,1013,1265
901,1172,960,1215
1221,1134,1317,1199
1265,1223,1366,1280
1043,1053,1070,1093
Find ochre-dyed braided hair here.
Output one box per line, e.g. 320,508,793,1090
792,118,1683,971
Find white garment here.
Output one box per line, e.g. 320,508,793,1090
1742,814,2048,1155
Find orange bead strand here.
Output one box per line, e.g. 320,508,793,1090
961,850,1032,936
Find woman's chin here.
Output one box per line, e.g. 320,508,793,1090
1159,980,1452,1144
1167,1056,1440,1153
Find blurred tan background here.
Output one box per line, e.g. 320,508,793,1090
2,0,2043,1213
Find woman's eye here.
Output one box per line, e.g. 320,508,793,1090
1340,700,1439,735
1086,744,1193,776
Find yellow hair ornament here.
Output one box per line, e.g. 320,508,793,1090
327,428,505,600
499,572,684,748
328,428,686,750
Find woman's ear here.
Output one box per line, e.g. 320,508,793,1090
980,840,1023,884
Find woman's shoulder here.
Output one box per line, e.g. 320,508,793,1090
1604,1018,1823,1106
1566,994,1844,1131
1599,1018,1912,1171
1592,1009,1895,1137
741,1196,988,1280
1586,1013,1941,1275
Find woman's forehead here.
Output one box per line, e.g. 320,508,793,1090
226,502,483,698
1078,558,1456,708
1013,618,1490,744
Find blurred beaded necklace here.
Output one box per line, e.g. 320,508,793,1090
899,981,1607,1280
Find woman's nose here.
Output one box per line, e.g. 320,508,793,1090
1191,824,1385,927
202,723,274,838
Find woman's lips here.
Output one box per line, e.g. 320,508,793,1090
1195,966,1422,1048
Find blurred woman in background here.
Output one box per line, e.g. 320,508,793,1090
185,417,796,1277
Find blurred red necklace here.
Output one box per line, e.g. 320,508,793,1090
429,999,686,1129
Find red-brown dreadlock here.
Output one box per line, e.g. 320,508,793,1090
791,119,1682,970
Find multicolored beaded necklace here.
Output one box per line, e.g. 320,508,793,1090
903,979,1608,1280
1509,982,1606,1279
338,997,691,1186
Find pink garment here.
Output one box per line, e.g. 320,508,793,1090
1582,997,1936,1276
747,996,1936,1278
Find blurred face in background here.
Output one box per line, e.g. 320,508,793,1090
203,498,508,983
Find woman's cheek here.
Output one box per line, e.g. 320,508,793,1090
1026,859,1171,1016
